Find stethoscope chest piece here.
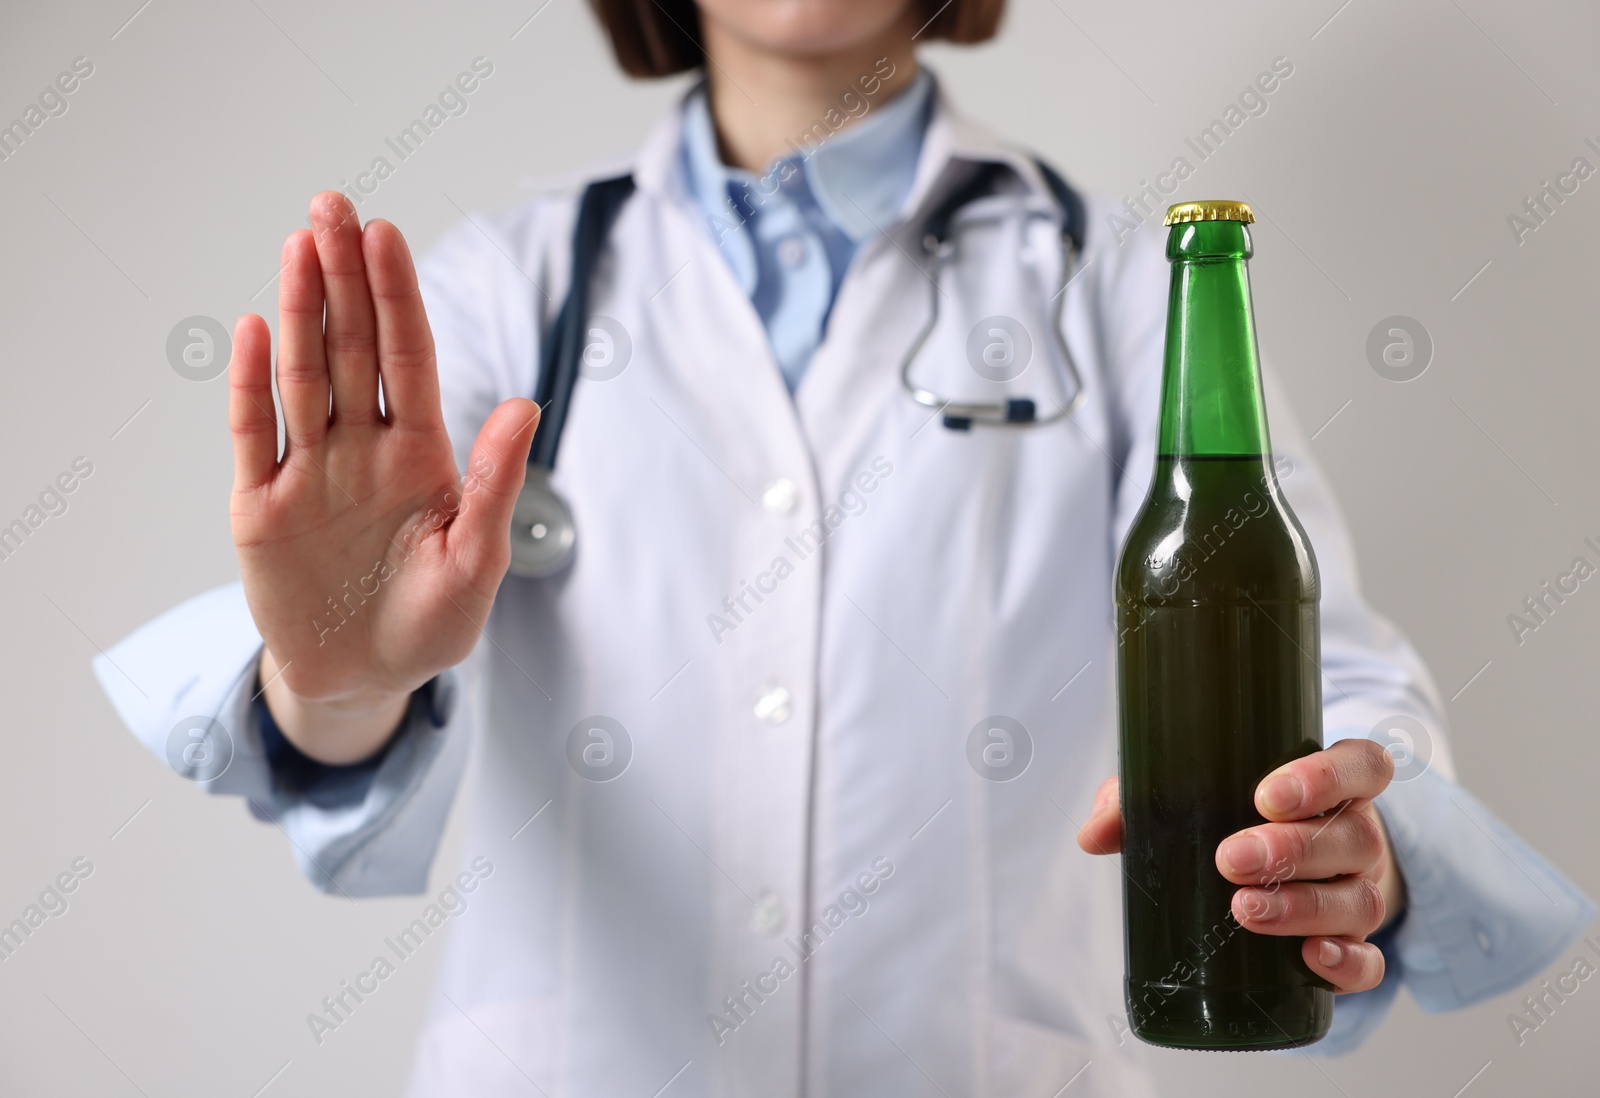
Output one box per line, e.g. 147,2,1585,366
508,466,576,578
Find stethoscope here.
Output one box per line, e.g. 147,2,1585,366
901,157,1087,431
508,158,1088,578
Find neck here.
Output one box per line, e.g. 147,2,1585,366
699,20,920,172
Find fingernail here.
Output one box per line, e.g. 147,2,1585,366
1318,939,1343,968
1237,889,1283,922
1221,835,1266,876
1259,774,1304,815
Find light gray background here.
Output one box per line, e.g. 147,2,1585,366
2,0,1596,1094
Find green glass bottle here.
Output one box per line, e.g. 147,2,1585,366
1114,201,1332,1050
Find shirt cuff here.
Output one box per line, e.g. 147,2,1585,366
1373,763,1596,1011
251,668,463,896
92,582,472,897
1300,725,1595,1056
255,677,447,810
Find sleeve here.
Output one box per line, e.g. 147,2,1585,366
1265,368,1596,1055
1094,205,1596,1055
91,583,472,896
1317,767,1596,1052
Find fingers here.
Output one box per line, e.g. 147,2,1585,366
363,219,442,431
446,399,541,584
1232,875,1387,939
308,192,381,426
1303,936,1386,995
1255,738,1395,822
1216,804,1387,885
1075,776,1123,855
277,229,331,450
229,314,278,491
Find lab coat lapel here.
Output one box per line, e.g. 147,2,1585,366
625,90,817,507
793,84,1061,484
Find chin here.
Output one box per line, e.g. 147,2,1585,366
699,0,916,58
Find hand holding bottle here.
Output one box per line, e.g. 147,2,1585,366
1076,737,1406,996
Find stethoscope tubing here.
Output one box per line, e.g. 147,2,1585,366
508,159,1088,578
898,222,1087,429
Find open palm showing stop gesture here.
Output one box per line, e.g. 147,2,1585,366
229,192,538,763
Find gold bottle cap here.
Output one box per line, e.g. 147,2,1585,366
1163,200,1255,226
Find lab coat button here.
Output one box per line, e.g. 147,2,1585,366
762,478,799,514
750,890,785,936
754,686,791,724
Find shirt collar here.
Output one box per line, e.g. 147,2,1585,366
679,68,935,246
800,67,933,239
633,70,1068,252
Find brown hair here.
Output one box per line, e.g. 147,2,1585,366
587,0,1007,78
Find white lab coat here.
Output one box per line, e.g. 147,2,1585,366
94,86,1594,1097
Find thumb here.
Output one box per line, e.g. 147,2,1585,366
448,398,540,585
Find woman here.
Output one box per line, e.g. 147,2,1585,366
96,1,1592,1094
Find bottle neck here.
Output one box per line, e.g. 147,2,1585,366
1156,220,1273,469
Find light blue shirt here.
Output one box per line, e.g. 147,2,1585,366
679,69,933,391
